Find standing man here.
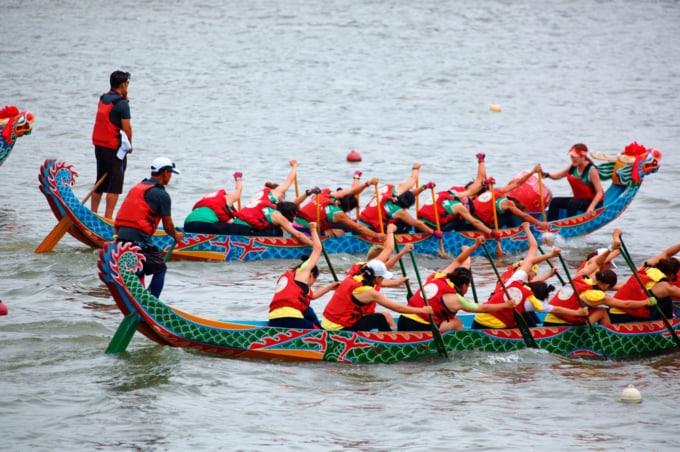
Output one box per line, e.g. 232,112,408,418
92,70,133,219
114,157,184,298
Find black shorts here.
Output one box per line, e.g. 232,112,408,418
94,146,126,194
397,315,431,331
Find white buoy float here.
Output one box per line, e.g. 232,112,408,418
620,384,642,403
489,103,502,112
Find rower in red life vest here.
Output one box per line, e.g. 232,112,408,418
358,162,442,238
231,160,313,246
268,223,340,329
345,223,411,329
417,153,497,237
609,243,680,323
542,143,605,221
471,223,588,329
471,165,549,230
295,173,384,240
184,171,243,234
321,259,432,332
397,238,513,332
544,240,654,326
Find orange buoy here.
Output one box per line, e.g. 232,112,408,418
346,149,362,162
490,103,502,112
0,300,7,316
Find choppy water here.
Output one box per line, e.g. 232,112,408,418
2,0,680,450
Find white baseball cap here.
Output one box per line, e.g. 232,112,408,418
150,157,180,174
366,260,393,279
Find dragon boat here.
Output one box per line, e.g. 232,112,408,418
41,142,660,260
99,240,680,363
0,106,34,168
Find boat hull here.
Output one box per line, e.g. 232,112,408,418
42,153,659,260
98,241,680,363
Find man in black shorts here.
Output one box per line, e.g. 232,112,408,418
115,157,184,298
91,70,133,219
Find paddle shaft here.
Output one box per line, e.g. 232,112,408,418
481,242,538,348
430,187,446,256
35,172,108,253
537,244,566,286
618,236,680,348
537,171,547,223
164,240,178,263
488,183,503,256
556,253,608,358
314,196,339,282
374,182,384,233
400,241,448,358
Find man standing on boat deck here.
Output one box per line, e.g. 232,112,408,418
91,70,133,219
114,157,184,298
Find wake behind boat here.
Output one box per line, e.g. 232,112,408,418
40,144,660,260
99,241,680,363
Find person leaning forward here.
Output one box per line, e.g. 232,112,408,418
91,70,133,219
114,157,184,298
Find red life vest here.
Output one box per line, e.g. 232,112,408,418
548,275,593,324
92,93,124,149
472,189,505,226
297,188,335,231
268,270,311,314
358,184,395,231
612,268,657,318
114,180,163,236
323,276,369,328
408,273,458,325
481,280,533,327
566,164,596,199
234,188,277,231
417,191,461,225
193,189,234,222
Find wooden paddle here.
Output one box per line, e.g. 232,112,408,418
618,235,680,348
374,181,384,233
556,253,608,358
105,310,140,354
392,236,448,357
537,171,547,223
408,249,448,358
481,242,538,348
488,181,503,256
35,173,107,253
430,187,446,256
314,195,338,282
537,243,566,286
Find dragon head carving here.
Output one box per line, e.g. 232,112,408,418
593,142,661,186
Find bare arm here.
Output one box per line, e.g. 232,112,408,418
505,201,548,229
543,164,572,181
331,178,379,199
644,243,680,267
295,223,322,283
272,160,298,200
452,204,493,235
311,281,340,299
392,209,435,234
500,165,540,193
334,212,382,239
272,211,313,246
355,290,432,315
586,166,604,212
441,238,484,274
395,162,421,195
161,215,183,242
